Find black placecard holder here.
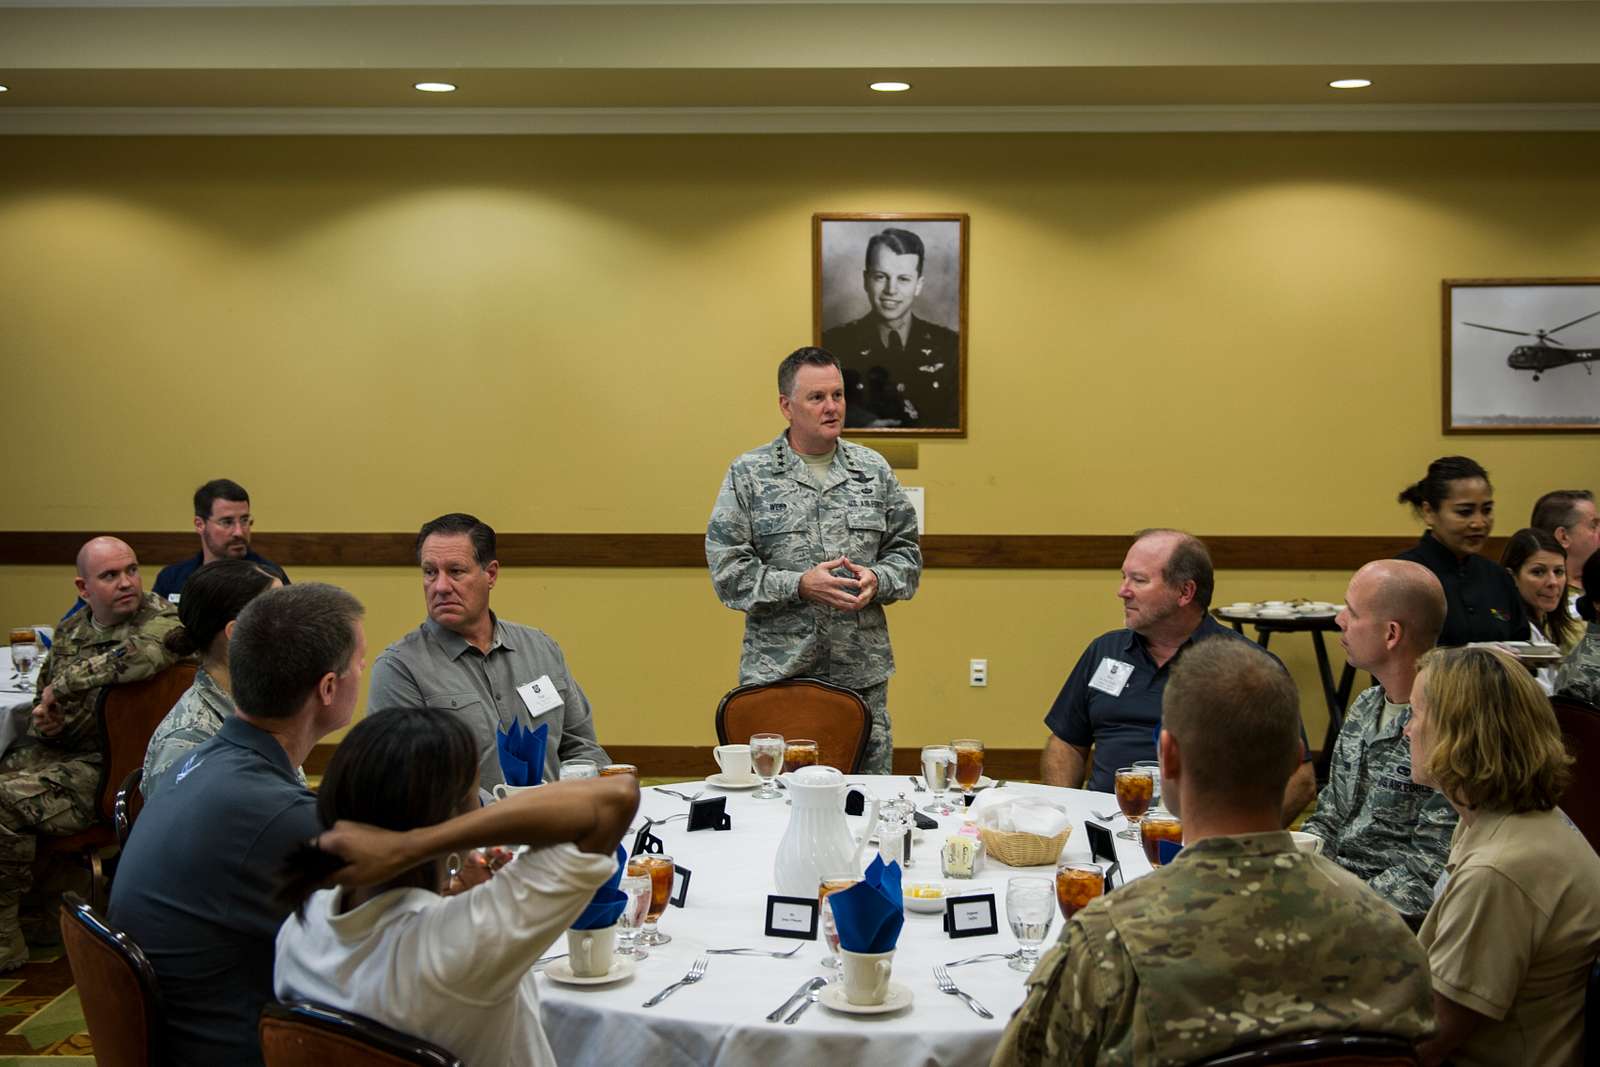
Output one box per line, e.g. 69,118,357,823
844,789,866,817
687,795,732,832
631,821,665,857
912,810,938,831
1085,821,1122,890
671,864,693,907
764,895,820,940
942,892,999,939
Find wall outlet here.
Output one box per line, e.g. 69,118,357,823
969,658,988,687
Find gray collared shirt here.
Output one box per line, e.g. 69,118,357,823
365,616,609,791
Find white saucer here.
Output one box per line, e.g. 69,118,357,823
705,773,760,790
542,956,636,986
820,981,914,1015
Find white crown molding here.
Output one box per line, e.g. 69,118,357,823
2,103,1598,135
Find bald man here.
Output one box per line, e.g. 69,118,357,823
1300,559,1456,928
0,537,179,969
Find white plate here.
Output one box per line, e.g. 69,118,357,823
542,956,637,987
1256,609,1293,619
903,884,948,913
705,773,761,790
820,981,914,1015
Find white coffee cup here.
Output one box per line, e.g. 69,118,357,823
491,782,541,801
566,924,618,978
713,744,755,781
838,947,895,1006
1289,831,1325,856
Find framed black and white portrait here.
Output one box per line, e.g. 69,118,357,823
813,213,969,437
1443,277,1600,434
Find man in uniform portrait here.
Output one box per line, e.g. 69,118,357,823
821,227,960,430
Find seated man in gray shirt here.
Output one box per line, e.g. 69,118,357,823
366,513,609,790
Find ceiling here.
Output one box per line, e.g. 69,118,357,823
2,1,1599,133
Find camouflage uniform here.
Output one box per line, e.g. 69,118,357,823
990,832,1436,1067
707,432,922,773
142,666,229,802
0,592,179,967
1299,684,1457,928
1554,623,1600,705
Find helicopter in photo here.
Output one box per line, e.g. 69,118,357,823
1462,308,1600,381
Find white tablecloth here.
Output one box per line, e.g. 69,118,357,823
540,776,1153,1067
0,668,39,756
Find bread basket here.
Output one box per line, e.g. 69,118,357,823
973,799,1073,867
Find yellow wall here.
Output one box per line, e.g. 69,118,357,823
3,132,1598,751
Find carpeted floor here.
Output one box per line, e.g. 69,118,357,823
0,946,92,1064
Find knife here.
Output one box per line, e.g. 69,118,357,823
765,976,824,1022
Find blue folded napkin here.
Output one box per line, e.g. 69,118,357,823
1158,839,1182,865
572,844,629,930
830,856,904,954
496,720,548,787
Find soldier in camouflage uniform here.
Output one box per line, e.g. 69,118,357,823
1554,557,1600,704
0,537,179,969
707,347,922,774
993,638,1435,1067
1301,560,1456,928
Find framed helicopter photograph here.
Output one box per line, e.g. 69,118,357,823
1443,277,1600,434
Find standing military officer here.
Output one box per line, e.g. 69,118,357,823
993,639,1436,1066
1300,559,1456,929
0,536,179,969
821,228,960,430
707,347,922,774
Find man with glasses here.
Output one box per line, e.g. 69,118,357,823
153,479,289,604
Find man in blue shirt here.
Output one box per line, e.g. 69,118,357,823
108,582,365,1067
152,478,288,603
1041,528,1316,826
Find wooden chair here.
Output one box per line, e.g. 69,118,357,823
41,662,197,907
58,891,163,1067
1586,955,1600,1067
260,1002,462,1067
715,677,870,773
114,767,144,849
1552,693,1600,852
1188,1031,1420,1066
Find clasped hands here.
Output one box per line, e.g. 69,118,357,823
30,685,63,737
798,556,878,612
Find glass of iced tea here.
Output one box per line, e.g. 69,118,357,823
951,738,984,804
1055,862,1105,920
783,738,820,774
627,854,675,946
750,732,785,799
1140,809,1183,867
599,763,638,778
818,877,859,969
1114,765,1155,841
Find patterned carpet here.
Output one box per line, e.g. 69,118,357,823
0,946,92,1064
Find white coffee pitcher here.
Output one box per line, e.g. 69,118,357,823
773,766,879,896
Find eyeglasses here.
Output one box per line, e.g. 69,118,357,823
208,516,254,531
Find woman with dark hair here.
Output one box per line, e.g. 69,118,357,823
274,708,637,1067
1554,553,1600,705
1395,455,1526,646
141,558,279,799
1499,528,1575,665
1408,646,1600,1067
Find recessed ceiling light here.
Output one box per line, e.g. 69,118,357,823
1329,78,1372,90
414,82,457,93
0,86,9,93
870,81,911,93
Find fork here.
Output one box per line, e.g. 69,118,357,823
653,786,704,802
933,965,994,1019
945,950,1020,967
907,775,927,793
1092,809,1120,822
642,956,708,1007
706,944,804,958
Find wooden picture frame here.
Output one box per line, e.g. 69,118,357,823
813,213,969,437
1442,277,1600,434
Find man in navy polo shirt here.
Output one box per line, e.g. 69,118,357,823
152,478,289,603
1041,529,1316,826
108,583,364,1067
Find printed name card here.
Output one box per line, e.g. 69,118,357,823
671,865,693,908
764,895,820,940
943,892,999,939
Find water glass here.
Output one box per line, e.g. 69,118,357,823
8,630,37,692
920,745,956,815
750,732,785,799
616,872,652,960
818,877,859,969
1005,876,1055,972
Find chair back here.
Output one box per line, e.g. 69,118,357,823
59,891,163,1067
95,661,197,822
1553,693,1600,851
716,677,870,773
260,1002,462,1067
1188,1031,1420,1065
114,767,144,848
1586,955,1600,1067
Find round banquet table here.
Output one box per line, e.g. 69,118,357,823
538,775,1153,1067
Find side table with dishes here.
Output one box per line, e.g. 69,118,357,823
533,757,1157,1067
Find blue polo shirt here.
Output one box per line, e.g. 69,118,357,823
153,550,289,602
107,715,318,1067
1045,614,1308,792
